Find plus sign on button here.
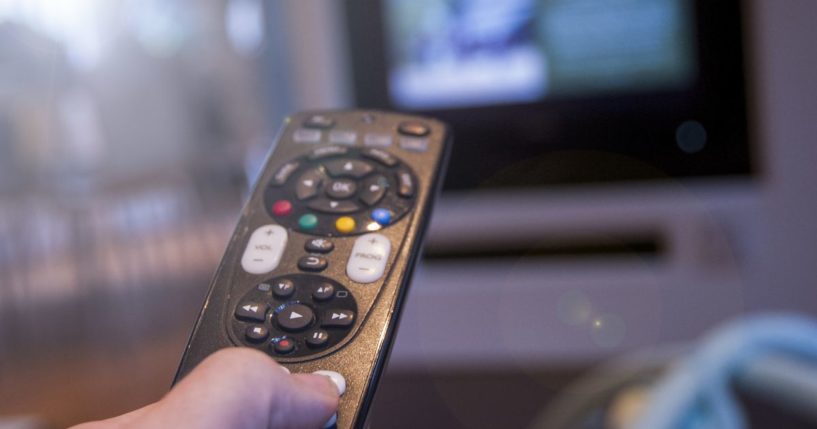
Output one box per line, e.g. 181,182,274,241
346,233,391,283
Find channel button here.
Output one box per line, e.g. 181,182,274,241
346,233,391,283
241,225,288,274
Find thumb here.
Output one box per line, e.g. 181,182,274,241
167,348,340,429
269,373,340,428
84,348,339,429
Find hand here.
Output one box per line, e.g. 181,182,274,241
72,348,339,429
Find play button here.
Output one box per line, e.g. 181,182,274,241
276,304,314,331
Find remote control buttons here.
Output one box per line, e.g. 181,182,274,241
398,121,430,137
308,198,360,214
335,216,356,234
306,330,330,347
360,175,388,206
303,115,335,129
296,169,324,200
312,283,334,301
272,200,292,216
293,129,321,144
346,233,391,283
309,145,348,160
305,238,334,253
272,161,300,186
235,302,268,322
329,130,357,145
364,133,392,147
323,159,374,179
399,137,429,152
362,148,398,167
272,279,295,298
231,274,357,359
325,179,357,199
298,214,318,230
241,225,287,274
371,208,393,226
273,338,296,354
396,169,415,198
298,255,328,272
246,325,269,342
322,310,355,327
264,148,416,236
277,304,314,331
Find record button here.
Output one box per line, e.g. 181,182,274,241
273,337,296,354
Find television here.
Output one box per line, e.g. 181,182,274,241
344,0,751,190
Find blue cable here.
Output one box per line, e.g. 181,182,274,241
634,314,817,429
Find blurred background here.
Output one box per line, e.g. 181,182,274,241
1,0,816,428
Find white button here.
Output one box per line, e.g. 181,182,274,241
240,225,288,274
346,233,391,283
322,414,337,428
364,133,392,147
399,137,429,152
313,370,346,396
293,128,321,143
329,130,357,145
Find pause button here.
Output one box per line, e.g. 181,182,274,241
306,329,329,347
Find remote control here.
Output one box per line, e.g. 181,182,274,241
174,110,451,428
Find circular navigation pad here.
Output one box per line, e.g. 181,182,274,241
263,146,417,236
231,274,358,360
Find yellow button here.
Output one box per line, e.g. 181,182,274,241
335,216,356,233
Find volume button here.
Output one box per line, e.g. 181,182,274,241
240,225,288,274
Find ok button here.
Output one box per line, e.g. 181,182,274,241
325,179,357,199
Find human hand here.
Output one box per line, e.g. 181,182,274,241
71,348,340,429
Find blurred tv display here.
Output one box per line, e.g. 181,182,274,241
384,0,696,110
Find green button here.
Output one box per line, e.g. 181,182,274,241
298,213,318,230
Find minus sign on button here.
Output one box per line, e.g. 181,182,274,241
358,267,372,271
253,258,264,262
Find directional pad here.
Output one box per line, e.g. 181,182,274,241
324,159,374,179
295,169,325,200
263,148,416,236
325,179,357,199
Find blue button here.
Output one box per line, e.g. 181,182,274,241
371,208,393,226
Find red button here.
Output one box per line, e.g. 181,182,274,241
272,200,292,217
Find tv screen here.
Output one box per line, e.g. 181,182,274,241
345,0,751,189
385,0,697,109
